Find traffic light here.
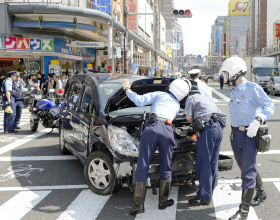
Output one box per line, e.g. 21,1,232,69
173,9,192,18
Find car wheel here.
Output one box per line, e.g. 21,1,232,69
30,113,39,132
218,155,233,171
84,150,122,195
59,122,70,155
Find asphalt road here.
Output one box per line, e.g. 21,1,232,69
0,81,279,220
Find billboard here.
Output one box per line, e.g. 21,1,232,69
273,21,280,48
112,0,123,25
229,0,250,16
276,23,280,38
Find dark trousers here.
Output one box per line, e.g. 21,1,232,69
14,99,23,127
56,95,62,105
3,97,16,132
230,129,258,189
196,122,223,201
135,121,174,182
220,82,224,89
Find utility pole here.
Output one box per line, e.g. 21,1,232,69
250,0,256,56
123,0,129,74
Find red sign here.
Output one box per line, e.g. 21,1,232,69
276,24,280,37
17,38,30,50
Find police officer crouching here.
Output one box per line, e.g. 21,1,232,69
219,57,274,220
184,82,227,206
1,71,18,133
122,78,192,216
13,72,23,129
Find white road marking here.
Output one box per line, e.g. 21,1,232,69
0,128,51,155
135,186,178,220
220,150,280,156
57,189,110,220
213,98,220,102
211,88,230,102
213,184,258,220
0,190,51,220
271,98,280,103
0,185,89,192
219,178,280,184
273,182,280,192
0,155,78,161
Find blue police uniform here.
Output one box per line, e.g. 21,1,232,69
184,93,227,202
194,78,212,98
13,81,23,128
229,79,274,189
1,77,16,132
126,89,180,182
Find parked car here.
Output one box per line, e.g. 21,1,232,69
266,76,280,96
59,74,233,195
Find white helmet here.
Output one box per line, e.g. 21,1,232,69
169,79,191,101
189,69,201,75
219,57,247,85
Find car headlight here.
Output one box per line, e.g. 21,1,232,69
108,125,139,157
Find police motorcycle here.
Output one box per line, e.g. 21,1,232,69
29,86,63,132
22,88,31,107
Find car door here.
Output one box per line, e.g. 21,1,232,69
73,81,95,159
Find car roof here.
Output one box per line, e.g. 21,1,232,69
71,74,149,85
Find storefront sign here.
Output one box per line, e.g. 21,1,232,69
137,45,143,54
68,41,105,48
228,0,250,16
131,64,139,75
0,36,53,51
83,55,95,61
149,67,156,77
116,47,122,58
276,23,280,38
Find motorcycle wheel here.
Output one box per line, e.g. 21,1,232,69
30,114,39,132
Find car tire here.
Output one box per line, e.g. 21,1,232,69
30,113,39,132
84,150,122,195
59,122,70,155
218,154,233,171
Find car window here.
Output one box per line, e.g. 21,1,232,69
81,84,93,113
68,81,83,105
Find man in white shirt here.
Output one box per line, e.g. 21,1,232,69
189,69,212,98
55,75,63,105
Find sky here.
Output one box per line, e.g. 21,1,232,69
174,0,230,56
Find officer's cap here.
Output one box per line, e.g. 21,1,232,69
189,69,201,75
8,71,21,77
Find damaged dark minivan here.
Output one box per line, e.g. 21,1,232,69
59,74,232,195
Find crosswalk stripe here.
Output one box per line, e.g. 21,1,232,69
211,88,230,102
273,182,280,192
0,155,78,161
0,122,30,132
271,98,280,103
0,190,51,220
213,98,220,103
213,184,258,220
220,150,280,156
57,189,110,220
135,186,178,220
0,128,51,155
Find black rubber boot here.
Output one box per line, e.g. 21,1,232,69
158,180,174,210
229,188,254,220
251,173,267,206
130,182,146,216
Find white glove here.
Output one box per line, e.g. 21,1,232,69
5,106,13,114
122,79,131,91
246,119,260,138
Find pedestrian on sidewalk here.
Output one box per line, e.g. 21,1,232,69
123,78,191,216
55,75,63,105
13,72,23,130
219,57,274,220
1,71,18,133
219,74,224,89
184,82,227,206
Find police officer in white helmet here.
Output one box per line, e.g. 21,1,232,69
220,57,274,220
122,78,191,216
189,69,212,98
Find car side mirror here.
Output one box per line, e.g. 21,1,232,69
82,103,89,113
